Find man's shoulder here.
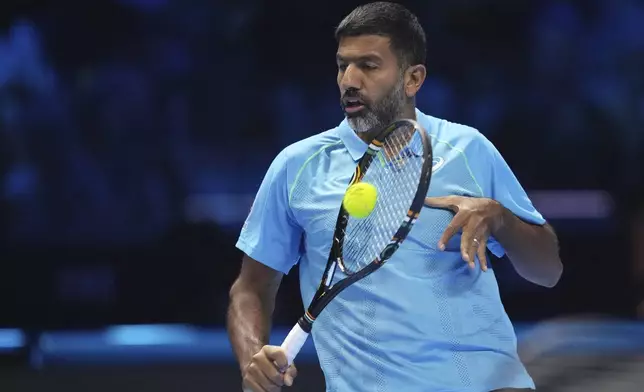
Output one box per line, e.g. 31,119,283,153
278,127,343,167
419,111,495,157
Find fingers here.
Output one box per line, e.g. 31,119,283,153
263,345,289,372
477,237,489,272
438,211,467,251
243,378,269,392
429,196,492,272
284,364,298,387
242,366,276,392
424,196,461,211
243,346,290,392
460,219,490,271
459,223,477,269
244,360,282,391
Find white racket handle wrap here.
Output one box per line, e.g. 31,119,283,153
280,323,310,365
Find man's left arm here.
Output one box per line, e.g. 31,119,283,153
426,195,562,288
426,133,562,288
492,203,562,288
482,134,562,288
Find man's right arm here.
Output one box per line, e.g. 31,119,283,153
229,148,302,390
227,254,283,373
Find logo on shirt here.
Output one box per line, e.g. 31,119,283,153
432,157,445,173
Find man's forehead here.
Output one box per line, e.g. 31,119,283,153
337,35,393,58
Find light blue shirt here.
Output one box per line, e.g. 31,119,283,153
236,109,544,392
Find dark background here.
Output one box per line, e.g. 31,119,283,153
1,0,643,390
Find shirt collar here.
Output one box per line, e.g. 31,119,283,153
337,108,428,161
337,118,368,161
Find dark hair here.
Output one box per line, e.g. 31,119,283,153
335,2,427,68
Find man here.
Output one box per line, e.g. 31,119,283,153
227,2,562,391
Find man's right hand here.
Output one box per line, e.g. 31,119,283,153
242,345,298,391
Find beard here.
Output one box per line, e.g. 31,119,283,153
344,77,407,134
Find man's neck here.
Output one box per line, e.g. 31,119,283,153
401,106,417,121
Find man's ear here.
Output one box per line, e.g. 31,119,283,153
404,64,427,98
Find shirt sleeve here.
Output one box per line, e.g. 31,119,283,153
477,136,546,258
235,149,303,274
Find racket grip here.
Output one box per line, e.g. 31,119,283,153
280,322,309,366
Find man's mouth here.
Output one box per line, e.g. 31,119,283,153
343,97,366,114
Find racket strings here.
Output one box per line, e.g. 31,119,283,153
341,125,425,274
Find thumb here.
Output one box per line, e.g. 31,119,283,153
284,364,298,387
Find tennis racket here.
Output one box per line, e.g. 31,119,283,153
280,118,434,365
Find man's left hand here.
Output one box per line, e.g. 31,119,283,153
424,196,504,271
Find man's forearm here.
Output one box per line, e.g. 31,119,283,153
227,285,274,373
493,205,562,288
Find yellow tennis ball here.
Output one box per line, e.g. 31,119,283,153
343,182,378,218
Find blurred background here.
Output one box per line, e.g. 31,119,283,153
1,0,643,391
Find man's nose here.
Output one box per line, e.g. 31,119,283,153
340,64,363,91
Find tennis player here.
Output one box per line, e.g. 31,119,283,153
227,2,562,391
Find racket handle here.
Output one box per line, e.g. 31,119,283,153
280,322,309,366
